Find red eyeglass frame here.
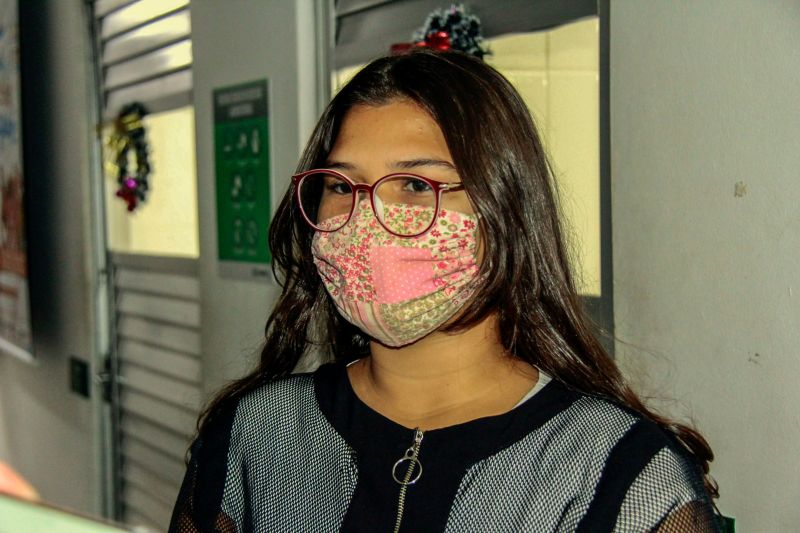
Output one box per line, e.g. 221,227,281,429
291,168,464,237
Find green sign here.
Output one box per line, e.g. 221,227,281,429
213,79,271,276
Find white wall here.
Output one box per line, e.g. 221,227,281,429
610,1,800,530
0,0,99,515
190,1,321,396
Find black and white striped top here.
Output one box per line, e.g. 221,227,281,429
169,361,720,532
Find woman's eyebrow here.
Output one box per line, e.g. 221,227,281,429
324,160,355,171
390,158,457,171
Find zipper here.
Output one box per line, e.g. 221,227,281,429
392,428,425,533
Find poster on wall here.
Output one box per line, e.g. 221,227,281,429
213,79,272,281
0,0,33,361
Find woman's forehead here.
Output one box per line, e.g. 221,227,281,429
328,101,452,166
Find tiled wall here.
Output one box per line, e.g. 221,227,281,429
487,18,601,296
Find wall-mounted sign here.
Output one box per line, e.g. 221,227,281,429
213,79,271,280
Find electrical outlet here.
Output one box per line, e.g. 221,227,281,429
69,357,90,398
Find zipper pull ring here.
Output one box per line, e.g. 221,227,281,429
392,428,424,485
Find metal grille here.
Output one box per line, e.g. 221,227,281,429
93,0,193,119
111,252,201,531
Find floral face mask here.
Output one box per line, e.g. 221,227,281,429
311,199,481,347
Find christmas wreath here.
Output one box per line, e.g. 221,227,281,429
107,102,151,212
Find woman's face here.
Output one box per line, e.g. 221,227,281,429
324,99,474,218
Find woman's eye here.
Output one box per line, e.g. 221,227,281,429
402,178,433,193
324,178,351,195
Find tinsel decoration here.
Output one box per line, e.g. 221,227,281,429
390,4,489,59
107,102,151,212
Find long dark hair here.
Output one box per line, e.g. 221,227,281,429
198,49,717,499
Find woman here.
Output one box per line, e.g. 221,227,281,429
170,49,721,532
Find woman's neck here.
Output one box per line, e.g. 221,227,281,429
347,315,539,430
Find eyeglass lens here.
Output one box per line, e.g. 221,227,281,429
298,172,438,236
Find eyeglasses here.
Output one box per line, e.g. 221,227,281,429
291,169,464,237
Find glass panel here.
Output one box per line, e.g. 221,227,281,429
104,106,199,257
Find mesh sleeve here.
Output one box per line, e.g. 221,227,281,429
654,501,722,532
168,436,238,533
614,447,721,532
167,438,200,532
169,401,241,533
